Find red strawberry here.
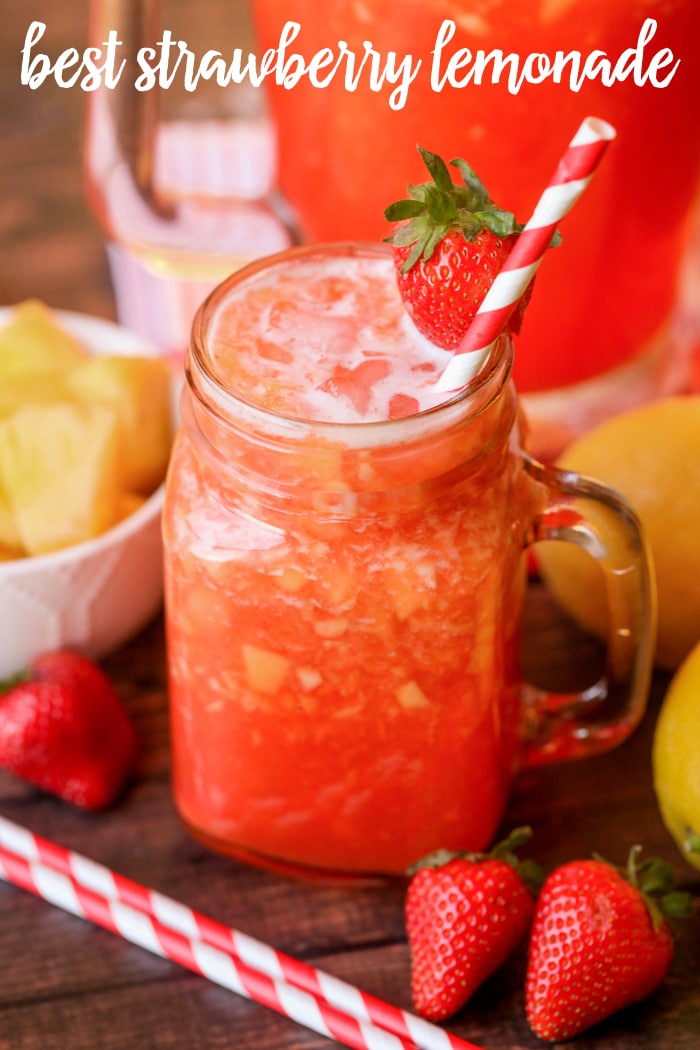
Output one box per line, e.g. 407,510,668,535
526,847,691,1041
384,146,540,350
0,649,137,809
405,827,541,1022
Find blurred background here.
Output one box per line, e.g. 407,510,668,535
1,1,111,317
0,0,255,318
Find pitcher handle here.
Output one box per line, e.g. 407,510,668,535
520,455,656,767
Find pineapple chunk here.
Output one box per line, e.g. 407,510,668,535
313,618,348,638
0,472,23,556
323,565,355,607
0,402,122,555
66,354,172,494
0,302,173,556
0,372,69,419
114,491,147,524
396,680,432,710
0,300,88,377
273,566,308,593
242,643,290,695
382,566,427,620
296,666,322,692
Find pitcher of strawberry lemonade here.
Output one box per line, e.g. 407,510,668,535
162,243,655,879
251,0,700,458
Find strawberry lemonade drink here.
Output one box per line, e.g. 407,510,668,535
163,244,653,878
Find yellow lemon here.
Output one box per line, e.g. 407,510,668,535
537,396,700,671
652,640,700,871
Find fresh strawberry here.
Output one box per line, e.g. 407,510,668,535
0,649,137,809
526,846,691,1041
384,146,539,350
405,827,541,1022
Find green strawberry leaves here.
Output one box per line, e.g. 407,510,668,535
593,845,692,930
408,825,544,895
385,144,562,272
384,145,525,272
0,668,32,694
686,829,700,855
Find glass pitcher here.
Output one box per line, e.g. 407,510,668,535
84,0,296,359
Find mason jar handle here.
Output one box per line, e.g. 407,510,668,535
520,455,656,767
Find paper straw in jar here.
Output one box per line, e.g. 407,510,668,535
0,817,481,1050
435,116,617,392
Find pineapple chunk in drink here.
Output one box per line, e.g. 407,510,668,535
242,643,290,695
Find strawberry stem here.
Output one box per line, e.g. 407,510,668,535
685,829,700,855
407,826,543,893
0,668,32,696
384,144,525,273
490,826,533,860
594,846,692,930
419,146,453,192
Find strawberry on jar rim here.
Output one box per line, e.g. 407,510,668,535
405,826,542,1022
384,146,545,351
526,846,691,1042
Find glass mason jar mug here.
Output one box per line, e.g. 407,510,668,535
162,243,655,879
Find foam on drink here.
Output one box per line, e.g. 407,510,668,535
208,252,455,424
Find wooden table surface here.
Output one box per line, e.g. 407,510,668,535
1,4,699,1048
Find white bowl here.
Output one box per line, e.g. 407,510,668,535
0,308,175,678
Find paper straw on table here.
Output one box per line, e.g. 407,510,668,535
0,817,481,1050
436,116,617,393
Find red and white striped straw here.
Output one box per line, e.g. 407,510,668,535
0,816,481,1050
436,116,617,392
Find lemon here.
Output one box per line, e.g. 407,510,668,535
653,640,700,871
537,396,700,671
